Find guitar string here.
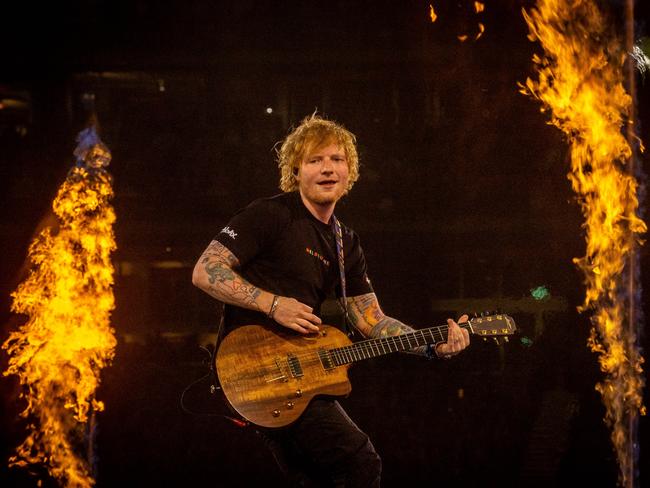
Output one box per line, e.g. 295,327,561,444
314,324,458,365
251,319,510,382
259,326,443,375
332,320,511,364
256,319,510,377
260,323,468,367
330,326,456,365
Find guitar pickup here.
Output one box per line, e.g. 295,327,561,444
287,354,303,378
318,349,335,370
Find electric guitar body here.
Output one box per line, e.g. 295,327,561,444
216,324,353,428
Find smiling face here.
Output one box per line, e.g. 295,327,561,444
277,114,360,195
296,142,350,210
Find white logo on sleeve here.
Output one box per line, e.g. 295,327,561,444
220,226,238,239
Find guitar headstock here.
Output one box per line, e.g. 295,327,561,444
467,314,517,343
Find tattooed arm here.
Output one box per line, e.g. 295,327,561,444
346,293,469,358
192,240,321,334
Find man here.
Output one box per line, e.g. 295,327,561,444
192,114,470,486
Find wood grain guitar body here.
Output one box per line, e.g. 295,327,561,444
216,325,352,428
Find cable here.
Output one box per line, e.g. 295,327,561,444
179,345,222,417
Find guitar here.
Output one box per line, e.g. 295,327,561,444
215,314,516,428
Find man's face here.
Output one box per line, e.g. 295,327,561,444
296,143,350,207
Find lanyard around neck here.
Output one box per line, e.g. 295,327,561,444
330,215,353,337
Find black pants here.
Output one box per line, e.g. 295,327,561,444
258,398,382,487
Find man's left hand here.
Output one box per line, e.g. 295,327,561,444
435,314,470,358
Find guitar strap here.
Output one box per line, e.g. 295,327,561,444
331,215,354,338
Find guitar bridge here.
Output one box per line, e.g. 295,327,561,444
287,354,303,378
265,357,289,383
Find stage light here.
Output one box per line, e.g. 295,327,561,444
530,286,550,301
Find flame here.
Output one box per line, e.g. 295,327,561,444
521,0,646,484
476,22,485,40
427,2,485,42
3,165,117,487
429,4,437,23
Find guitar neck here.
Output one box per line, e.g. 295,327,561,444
327,322,471,366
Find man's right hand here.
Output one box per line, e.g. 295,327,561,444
272,296,322,334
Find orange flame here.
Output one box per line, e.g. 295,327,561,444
3,166,117,487
427,2,485,42
429,4,437,23
521,0,646,484
476,22,485,40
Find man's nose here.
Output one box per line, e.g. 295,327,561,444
320,158,334,172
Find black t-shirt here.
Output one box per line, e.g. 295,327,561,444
214,192,373,330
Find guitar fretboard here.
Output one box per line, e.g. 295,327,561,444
325,322,472,366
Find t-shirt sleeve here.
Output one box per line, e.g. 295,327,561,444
213,199,286,267
342,229,374,297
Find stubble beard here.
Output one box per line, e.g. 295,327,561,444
306,185,348,206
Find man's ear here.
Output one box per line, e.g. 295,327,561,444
293,166,300,180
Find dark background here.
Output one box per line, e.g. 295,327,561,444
1,1,649,486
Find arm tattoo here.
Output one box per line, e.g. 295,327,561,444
351,293,383,327
348,293,413,337
348,293,427,356
196,240,262,311
370,317,413,339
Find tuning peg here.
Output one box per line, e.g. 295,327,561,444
504,337,509,343
483,338,487,342
493,337,500,345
